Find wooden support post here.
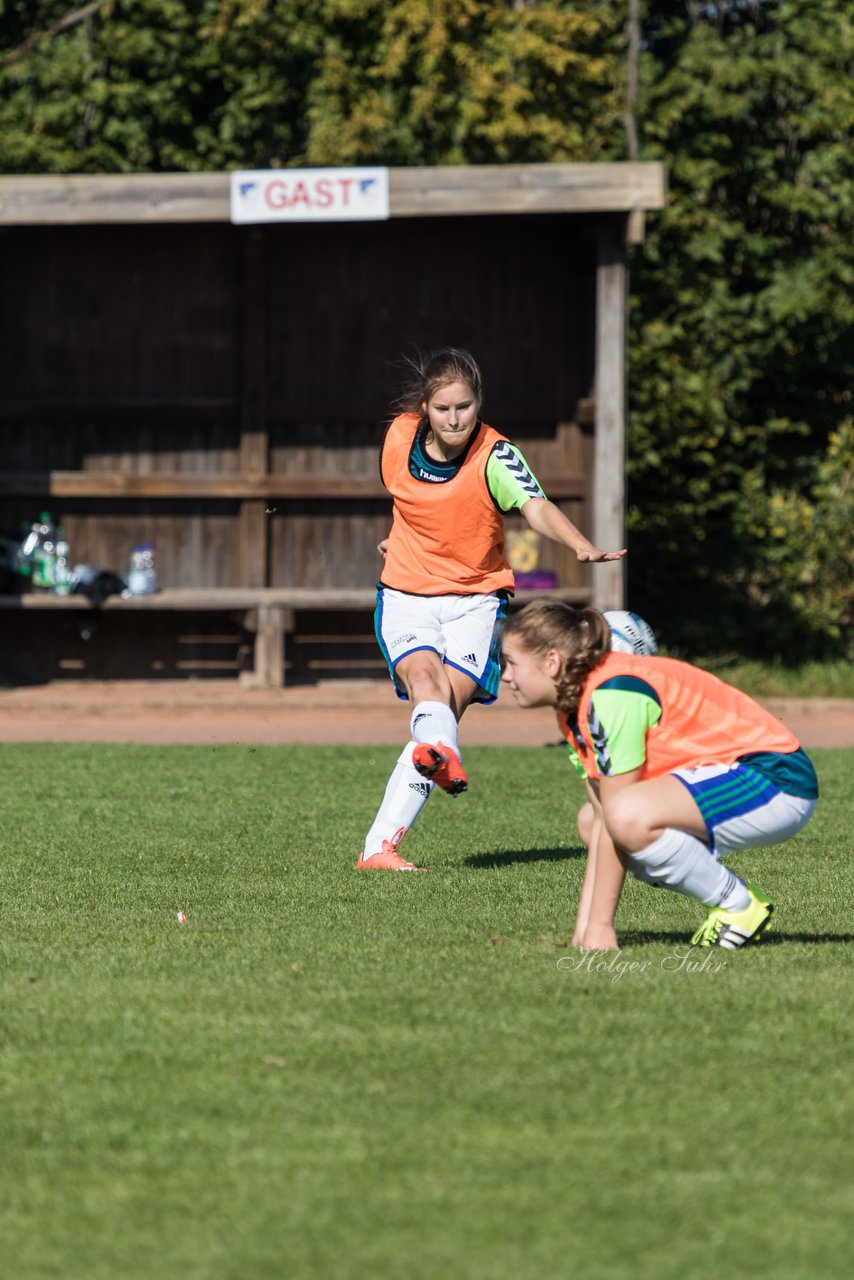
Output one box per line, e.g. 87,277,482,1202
238,227,270,589
238,500,268,592
254,604,285,687
593,217,628,612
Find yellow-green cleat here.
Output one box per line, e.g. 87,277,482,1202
691,883,774,949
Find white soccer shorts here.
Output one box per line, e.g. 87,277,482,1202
374,587,508,705
673,762,816,856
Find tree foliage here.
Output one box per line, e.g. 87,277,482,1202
729,419,853,657
0,1,626,171
628,0,853,657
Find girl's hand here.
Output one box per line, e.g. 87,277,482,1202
521,498,627,563
576,545,627,563
581,922,620,952
377,538,389,559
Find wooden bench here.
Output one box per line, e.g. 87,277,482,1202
0,586,591,687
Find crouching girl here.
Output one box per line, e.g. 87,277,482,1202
500,601,818,951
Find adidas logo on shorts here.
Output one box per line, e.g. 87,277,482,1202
461,652,477,666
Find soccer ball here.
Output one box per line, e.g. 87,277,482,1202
603,610,658,656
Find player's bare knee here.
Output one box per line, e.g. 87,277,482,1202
602,791,653,853
400,657,449,706
577,801,594,847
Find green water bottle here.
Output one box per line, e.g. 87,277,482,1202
31,513,57,592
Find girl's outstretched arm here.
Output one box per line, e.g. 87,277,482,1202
572,781,604,946
522,496,626,562
580,826,627,952
580,768,642,950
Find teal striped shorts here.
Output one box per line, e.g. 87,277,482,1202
673,763,816,856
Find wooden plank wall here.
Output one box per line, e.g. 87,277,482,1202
0,223,244,588
265,215,597,593
0,214,599,679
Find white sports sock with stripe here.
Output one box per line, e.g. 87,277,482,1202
410,701,460,757
361,741,433,858
629,828,751,910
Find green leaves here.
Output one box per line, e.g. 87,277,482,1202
727,420,854,653
628,1,853,658
0,2,627,171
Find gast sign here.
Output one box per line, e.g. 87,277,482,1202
230,167,390,224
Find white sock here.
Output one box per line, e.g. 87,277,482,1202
410,701,460,757
361,741,433,858
717,878,752,912
629,828,750,909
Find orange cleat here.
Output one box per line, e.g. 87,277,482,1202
356,840,427,872
412,741,468,795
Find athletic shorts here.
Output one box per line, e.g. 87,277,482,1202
673,763,816,856
374,586,508,705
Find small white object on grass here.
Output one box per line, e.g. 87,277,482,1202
177,911,187,925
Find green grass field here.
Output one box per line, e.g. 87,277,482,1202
2,743,852,1280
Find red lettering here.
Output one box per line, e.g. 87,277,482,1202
315,178,333,208
265,180,288,210
337,177,354,206
291,180,311,207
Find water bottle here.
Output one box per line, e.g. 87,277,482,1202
30,513,57,592
54,528,73,597
128,543,157,595
14,524,33,580
19,512,50,573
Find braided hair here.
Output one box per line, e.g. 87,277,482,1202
503,600,611,716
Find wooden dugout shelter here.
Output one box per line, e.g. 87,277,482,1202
0,162,666,685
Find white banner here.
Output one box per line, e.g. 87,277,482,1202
230,167,390,224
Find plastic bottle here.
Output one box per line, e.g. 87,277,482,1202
54,528,72,596
128,543,157,595
14,523,33,580
20,511,51,560
30,513,57,592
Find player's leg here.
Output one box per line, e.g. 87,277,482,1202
402,651,473,795
577,800,595,848
358,738,433,870
358,590,444,870
408,592,506,793
683,763,815,946
603,773,749,908
358,591,500,866
602,767,815,947
359,652,475,866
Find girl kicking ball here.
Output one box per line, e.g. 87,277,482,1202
357,348,625,871
500,600,818,949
